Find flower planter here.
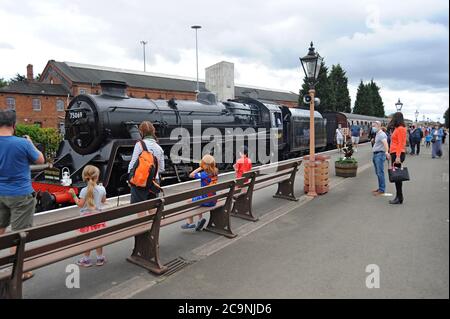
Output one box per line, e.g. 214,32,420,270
335,161,358,177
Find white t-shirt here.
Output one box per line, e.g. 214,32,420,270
336,128,344,139
79,185,106,213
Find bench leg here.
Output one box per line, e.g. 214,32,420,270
231,190,258,222
127,206,168,275
273,164,299,201
205,185,237,238
0,232,27,299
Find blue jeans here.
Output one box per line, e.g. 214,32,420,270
372,152,386,192
432,140,442,158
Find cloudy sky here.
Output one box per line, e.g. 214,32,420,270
0,0,448,121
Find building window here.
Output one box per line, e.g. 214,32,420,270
34,121,42,127
79,88,87,94
6,97,15,110
32,98,41,111
56,99,65,112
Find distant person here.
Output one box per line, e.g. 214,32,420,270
335,124,344,153
371,121,390,196
0,110,45,281
128,121,165,216
442,128,447,145
182,154,218,231
410,125,423,155
234,145,252,180
389,112,407,205
431,125,444,159
350,124,361,152
368,123,377,147
69,165,107,267
425,130,433,148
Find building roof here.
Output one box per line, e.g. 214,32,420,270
0,81,69,96
49,61,299,102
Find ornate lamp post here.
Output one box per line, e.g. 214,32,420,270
395,98,403,112
300,42,323,197
415,109,419,123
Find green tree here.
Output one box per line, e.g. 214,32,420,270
444,107,449,128
329,64,351,113
299,61,335,113
353,81,371,115
0,78,8,88
367,80,385,117
10,73,26,82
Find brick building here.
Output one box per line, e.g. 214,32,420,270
1,61,300,129
0,64,69,130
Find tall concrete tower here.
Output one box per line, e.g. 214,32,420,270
205,61,235,102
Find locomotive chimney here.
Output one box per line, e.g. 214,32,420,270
205,61,235,102
26,64,34,81
100,80,128,98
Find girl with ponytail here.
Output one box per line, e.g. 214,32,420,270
68,165,107,267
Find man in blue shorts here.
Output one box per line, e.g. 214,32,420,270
0,110,45,280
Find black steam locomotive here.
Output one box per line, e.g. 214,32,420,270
32,80,327,211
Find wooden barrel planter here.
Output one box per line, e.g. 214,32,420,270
335,161,358,177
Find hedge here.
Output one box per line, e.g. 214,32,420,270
15,124,62,159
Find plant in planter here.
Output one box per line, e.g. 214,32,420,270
335,142,358,177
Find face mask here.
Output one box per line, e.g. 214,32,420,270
371,127,378,133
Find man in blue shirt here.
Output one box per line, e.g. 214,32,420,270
0,110,44,236
350,124,361,152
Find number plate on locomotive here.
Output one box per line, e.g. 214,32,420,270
68,111,86,121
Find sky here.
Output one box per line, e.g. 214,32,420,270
0,0,448,121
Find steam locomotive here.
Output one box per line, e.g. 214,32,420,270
32,80,329,211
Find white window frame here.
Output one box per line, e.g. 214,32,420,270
32,98,41,111
6,97,15,110
56,99,65,112
79,88,87,94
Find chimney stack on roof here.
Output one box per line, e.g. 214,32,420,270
27,64,34,82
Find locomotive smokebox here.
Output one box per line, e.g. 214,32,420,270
100,80,128,98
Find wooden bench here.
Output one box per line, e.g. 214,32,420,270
0,179,238,299
231,159,302,221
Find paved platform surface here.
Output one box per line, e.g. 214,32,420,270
18,142,449,298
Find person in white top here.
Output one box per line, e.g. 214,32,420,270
336,124,344,153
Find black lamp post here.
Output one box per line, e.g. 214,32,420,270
415,109,419,123
300,42,323,197
395,98,403,112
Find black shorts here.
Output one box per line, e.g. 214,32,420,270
130,186,158,204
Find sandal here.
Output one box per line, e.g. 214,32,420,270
22,271,34,281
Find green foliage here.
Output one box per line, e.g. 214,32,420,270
10,73,26,82
300,61,336,113
300,62,352,114
336,157,358,164
0,78,8,88
15,124,62,159
353,79,385,117
444,107,449,128
329,64,351,113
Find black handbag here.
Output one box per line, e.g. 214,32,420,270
388,166,410,183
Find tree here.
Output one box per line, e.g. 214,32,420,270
353,81,371,115
0,78,7,88
299,61,335,113
10,73,26,82
367,80,385,117
329,64,351,113
444,107,449,128
353,80,385,117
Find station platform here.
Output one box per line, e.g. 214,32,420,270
20,142,449,299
